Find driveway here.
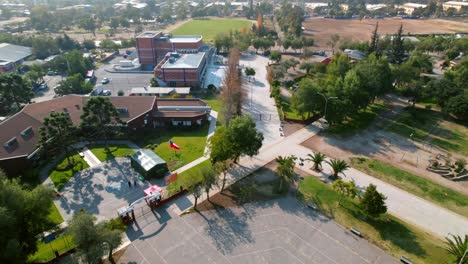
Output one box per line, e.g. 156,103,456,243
240,54,282,145
119,197,397,264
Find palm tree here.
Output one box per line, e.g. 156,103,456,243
444,234,467,264
326,159,350,179
306,152,326,171
276,155,297,191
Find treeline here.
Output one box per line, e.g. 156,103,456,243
275,3,305,37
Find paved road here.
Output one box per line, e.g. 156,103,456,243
120,197,398,264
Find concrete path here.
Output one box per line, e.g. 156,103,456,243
79,146,101,167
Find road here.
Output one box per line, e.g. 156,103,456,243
32,75,63,103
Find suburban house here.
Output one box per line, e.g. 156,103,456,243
153,52,209,88
0,95,211,175
0,43,32,72
136,31,204,70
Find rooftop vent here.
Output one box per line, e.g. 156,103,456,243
168,57,175,63
3,137,18,149
117,107,128,114
20,126,33,138
63,108,68,112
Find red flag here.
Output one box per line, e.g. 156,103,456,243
169,140,180,150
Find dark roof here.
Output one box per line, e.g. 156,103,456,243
0,95,157,160
153,111,207,118
157,98,208,107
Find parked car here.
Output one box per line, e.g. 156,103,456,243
38,83,48,90
102,90,112,96
47,71,58,76
101,78,110,84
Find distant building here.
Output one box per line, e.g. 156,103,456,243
129,87,191,97
344,49,366,61
136,31,203,70
0,95,211,175
154,52,208,88
443,1,468,11
0,43,31,72
399,3,427,14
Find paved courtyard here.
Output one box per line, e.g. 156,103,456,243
119,197,397,264
55,158,168,222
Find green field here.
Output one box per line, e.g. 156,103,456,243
49,154,89,190
167,159,212,194
280,99,303,120
134,125,209,171
386,107,468,156
47,203,64,226
298,176,451,264
89,144,135,162
171,18,253,43
350,158,468,218
28,233,76,263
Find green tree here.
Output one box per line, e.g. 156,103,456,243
360,184,387,218
291,78,322,120
445,94,468,121
192,184,203,208
110,17,120,31
82,40,97,50
201,167,218,201
332,179,359,205
0,74,32,112
245,67,256,77
269,51,282,62
214,160,233,191
55,73,91,95
80,97,121,147
68,211,122,264
64,50,93,76
444,234,468,264
31,37,59,60
79,17,97,35
0,172,54,263
326,159,350,179
56,34,80,51
327,34,340,55
390,24,406,64
306,152,326,171
369,22,380,56
39,112,77,164
275,155,297,191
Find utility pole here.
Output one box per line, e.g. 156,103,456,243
316,92,338,120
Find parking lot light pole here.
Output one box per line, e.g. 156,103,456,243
316,92,338,120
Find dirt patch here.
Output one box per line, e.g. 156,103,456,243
304,17,468,51
283,121,306,137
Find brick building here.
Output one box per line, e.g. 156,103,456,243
136,31,203,70
0,95,210,176
153,52,208,88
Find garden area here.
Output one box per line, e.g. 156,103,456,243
89,144,135,162
49,153,89,190
385,106,468,156
350,157,468,218
297,176,451,264
133,125,209,171
171,18,253,43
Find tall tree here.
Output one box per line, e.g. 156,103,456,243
192,184,203,208
0,74,32,112
369,22,380,56
0,172,54,263
39,112,76,164
291,78,322,120
201,167,218,201
327,34,340,55
214,160,233,191
275,155,297,191
55,73,92,96
332,179,359,205
444,234,467,264
326,159,350,179
220,48,242,124
360,184,387,218
80,97,121,147
68,211,122,264
390,24,406,64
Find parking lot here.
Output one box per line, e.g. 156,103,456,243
94,56,152,96
120,197,397,264
32,75,63,103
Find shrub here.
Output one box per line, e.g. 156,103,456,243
117,90,124,96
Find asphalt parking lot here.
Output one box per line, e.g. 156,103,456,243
94,56,152,96
119,197,398,264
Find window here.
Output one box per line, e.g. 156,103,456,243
20,126,33,137
3,137,18,150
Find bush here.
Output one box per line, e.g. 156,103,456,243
117,90,124,96
106,217,127,231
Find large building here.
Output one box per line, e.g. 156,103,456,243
153,52,208,88
0,43,32,72
443,1,468,11
136,31,204,70
0,95,211,175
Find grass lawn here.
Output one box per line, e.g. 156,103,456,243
49,154,89,190
134,125,209,171
350,158,468,218
280,99,303,120
47,203,64,226
167,159,212,194
171,18,253,43
197,92,223,125
327,102,385,136
89,144,135,162
385,106,468,156
28,233,76,263
298,176,451,264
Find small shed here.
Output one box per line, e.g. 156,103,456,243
130,149,168,178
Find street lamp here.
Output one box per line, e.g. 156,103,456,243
316,92,338,120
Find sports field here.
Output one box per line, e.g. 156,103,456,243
171,18,253,43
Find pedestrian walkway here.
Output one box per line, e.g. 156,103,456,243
168,121,468,238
